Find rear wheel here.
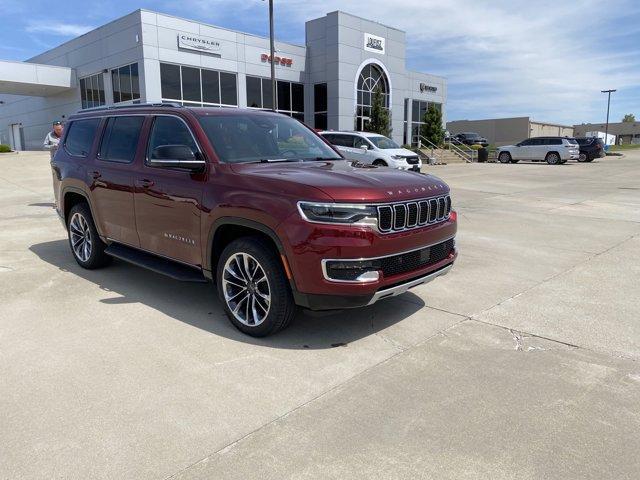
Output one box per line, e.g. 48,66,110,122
498,152,512,164
217,237,296,337
67,203,111,269
546,152,561,165
578,152,588,162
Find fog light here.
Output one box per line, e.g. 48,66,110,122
355,271,380,282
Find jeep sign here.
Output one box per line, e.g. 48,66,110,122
420,83,438,93
364,33,385,54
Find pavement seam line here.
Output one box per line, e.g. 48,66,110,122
471,232,639,319
163,317,470,480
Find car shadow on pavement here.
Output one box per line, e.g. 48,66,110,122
30,240,426,350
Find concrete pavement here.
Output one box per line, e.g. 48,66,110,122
1,151,639,479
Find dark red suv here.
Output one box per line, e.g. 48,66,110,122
51,104,457,336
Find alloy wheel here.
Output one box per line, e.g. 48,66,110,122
222,252,271,327
579,153,587,162
69,212,92,262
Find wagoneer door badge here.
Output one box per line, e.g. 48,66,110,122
164,233,196,246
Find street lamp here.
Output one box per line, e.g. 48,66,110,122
601,89,616,146
262,0,277,111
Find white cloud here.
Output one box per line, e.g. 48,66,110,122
26,22,94,37
181,0,640,124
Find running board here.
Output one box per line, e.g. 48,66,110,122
105,243,208,283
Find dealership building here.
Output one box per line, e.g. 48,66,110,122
0,9,446,150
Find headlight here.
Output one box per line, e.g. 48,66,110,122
298,202,377,227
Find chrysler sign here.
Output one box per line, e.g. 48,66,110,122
364,33,385,54
177,33,221,54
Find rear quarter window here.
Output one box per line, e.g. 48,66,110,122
64,118,100,157
99,116,145,163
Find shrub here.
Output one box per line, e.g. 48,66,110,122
469,144,483,150
0,144,12,153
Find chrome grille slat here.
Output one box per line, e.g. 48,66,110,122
376,194,451,234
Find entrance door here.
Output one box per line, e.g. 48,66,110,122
134,115,205,267
10,124,23,151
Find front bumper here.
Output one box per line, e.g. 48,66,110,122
279,213,457,310
294,262,454,310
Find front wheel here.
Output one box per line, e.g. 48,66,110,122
217,237,296,337
498,152,512,164
546,152,561,165
373,159,388,167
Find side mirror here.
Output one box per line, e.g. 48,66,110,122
149,145,205,170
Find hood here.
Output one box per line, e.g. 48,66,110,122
381,148,419,157
230,160,449,203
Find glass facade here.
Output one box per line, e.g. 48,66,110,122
111,63,140,104
160,62,238,107
245,76,304,121
356,63,389,131
411,100,442,144
314,83,328,130
79,73,106,109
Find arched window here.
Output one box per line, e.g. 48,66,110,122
356,63,389,131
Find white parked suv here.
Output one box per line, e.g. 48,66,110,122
497,137,580,165
319,131,422,171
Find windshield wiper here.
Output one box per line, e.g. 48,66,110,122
258,158,302,163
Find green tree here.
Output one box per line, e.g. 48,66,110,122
367,87,391,137
622,113,636,122
420,104,445,146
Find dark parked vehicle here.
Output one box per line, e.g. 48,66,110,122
51,104,457,336
452,132,489,147
575,137,605,162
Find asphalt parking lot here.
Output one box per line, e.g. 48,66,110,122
1,151,639,479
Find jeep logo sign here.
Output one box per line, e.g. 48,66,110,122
420,83,438,93
177,33,221,54
364,33,385,54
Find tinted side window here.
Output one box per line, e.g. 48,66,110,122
65,118,100,157
549,138,562,145
321,134,335,144
519,139,532,146
331,135,352,147
353,136,369,148
530,139,545,146
147,116,198,163
99,116,144,163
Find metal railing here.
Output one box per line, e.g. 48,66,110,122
446,140,475,162
412,135,440,164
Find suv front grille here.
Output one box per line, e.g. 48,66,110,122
323,238,455,282
405,156,420,165
377,194,451,233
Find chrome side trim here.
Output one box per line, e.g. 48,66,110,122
366,264,453,306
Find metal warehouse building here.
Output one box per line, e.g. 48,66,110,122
0,9,446,150
447,117,574,147
573,122,640,145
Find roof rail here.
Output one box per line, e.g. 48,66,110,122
77,102,183,114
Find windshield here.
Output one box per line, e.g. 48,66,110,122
367,136,400,149
197,113,342,163
567,138,578,144
462,133,480,139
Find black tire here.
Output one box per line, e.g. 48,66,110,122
216,236,296,337
498,152,512,164
373,159,387,167
67,203,111,269
578,152,588,162
546,152,561,165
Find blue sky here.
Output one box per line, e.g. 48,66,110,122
1,0,639,125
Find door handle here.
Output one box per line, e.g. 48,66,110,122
91,171,101,179
137,179,154,188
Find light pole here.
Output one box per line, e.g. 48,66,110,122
601,89,616,146
268,0,277,111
